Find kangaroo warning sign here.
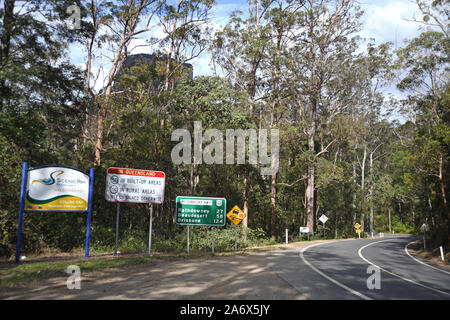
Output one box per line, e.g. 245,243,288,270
105,167,165,203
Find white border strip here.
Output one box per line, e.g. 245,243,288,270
404,241,450,275
358,240,450,297
300,242,373,300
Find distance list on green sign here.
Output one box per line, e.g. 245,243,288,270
175,196,226,226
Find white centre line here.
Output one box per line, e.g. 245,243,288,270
358,239,450,297
299,241,373,300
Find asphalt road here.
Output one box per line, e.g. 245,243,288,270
268,234,450,300
1,234,449,300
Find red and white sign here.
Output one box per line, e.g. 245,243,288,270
105,167,165,203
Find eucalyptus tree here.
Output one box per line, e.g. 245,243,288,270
210,0,273,232
395,28,449,244
157,0,215,92
284,0,366,234
66,0,164,166
0,0,87,255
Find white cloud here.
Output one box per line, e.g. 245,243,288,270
358,0,423,47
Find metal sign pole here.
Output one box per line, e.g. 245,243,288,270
148,203,153,255
84,168,94,258
187,226,190,254
234,225,237,251
15,162,28,264
323,222,325,238
212,227,214,254
114,202,120,256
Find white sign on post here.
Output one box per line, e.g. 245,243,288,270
319,214,328,224
300,227,310,234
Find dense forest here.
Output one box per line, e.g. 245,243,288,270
0,0,448,258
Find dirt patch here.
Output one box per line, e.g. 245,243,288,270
407,241,450,270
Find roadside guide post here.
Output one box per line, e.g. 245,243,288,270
226,205,246,251
421,224,428,250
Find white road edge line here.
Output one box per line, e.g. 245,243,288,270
358,240,450,297
299,241,373,300
404,241,450,275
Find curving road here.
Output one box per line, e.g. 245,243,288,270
268,234,450,300
1,234,448,300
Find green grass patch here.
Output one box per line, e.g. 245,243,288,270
0,255,162,288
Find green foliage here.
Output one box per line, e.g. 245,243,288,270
0,0,448,258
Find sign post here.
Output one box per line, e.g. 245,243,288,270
105,167,165,256
85,168,94,258
354,222,361,238
16,163,93,263
15,162,28,264
114,202,120,255
319,214,328,238
300,226,310,241
212,227,215,254
176,196,227,254
187,226,190,254
148,203,153,255
226,205,246,251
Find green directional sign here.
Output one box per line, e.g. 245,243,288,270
175,196,226,226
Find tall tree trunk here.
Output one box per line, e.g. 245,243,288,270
360,144,367,233
94,104,107,166
0,0,14,65
352,145,357,226
0,0,15,109
242,174,249,240
369,151,374,236
388,207,391,233
269,0,283,239
164,0,180,92
438,152,449,244
306,127,315,234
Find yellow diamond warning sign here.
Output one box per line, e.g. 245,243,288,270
226,205,246,226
